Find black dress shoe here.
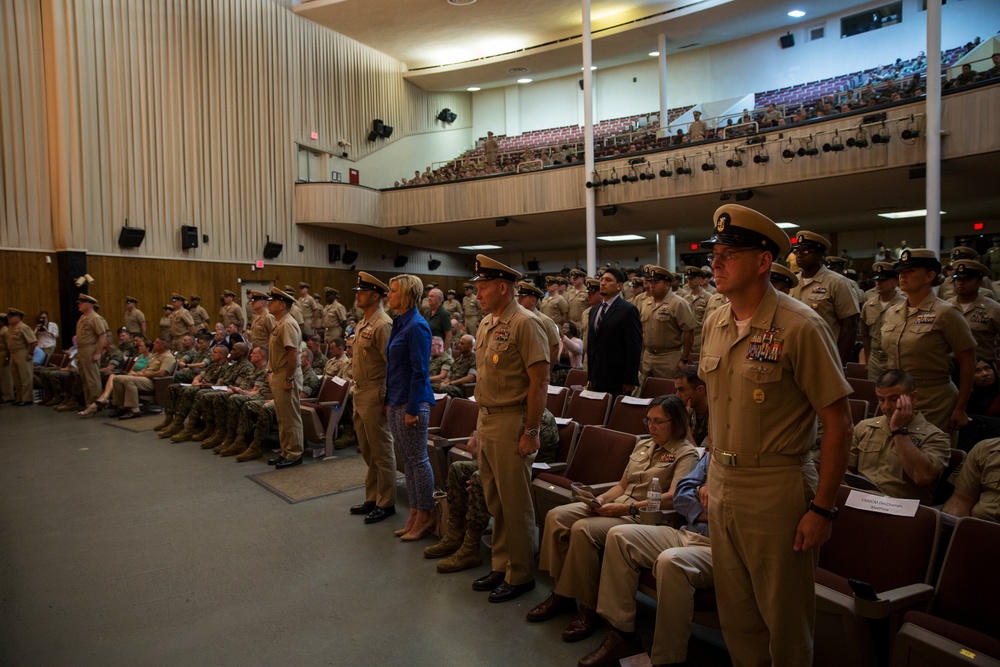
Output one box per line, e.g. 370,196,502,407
350,501,377,515
489,579,536,603
118,410,140,420
472,570,506,592
266,455,283,465
274,456,302,470
108,408,123,418
363,505,396,524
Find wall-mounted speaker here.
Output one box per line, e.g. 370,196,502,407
394,254,408,268
263,242,283,259
342,249,359,264
527,259,540,272
779,33,795,49
328,244,341,263
181,225,199,250
380,124,393,139
118,226,145,248
427,259,441,271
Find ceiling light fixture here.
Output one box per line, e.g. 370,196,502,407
467,87,481,91
459,244,502,250
788,10,806,18
648,51,660,57
776,222,800,229
598,235,644,242
517,78,532,84
877,210,946,220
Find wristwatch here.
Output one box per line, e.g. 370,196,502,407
285,376,295,382
681,358,690,364
524,428,540,437
890,427,909,437
808,500,839,521
629,502,638,517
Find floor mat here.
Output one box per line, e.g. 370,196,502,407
247,455,372,504
104,414,165,432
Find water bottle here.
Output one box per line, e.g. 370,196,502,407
647,477,662,512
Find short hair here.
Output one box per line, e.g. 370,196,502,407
331,337,346,349
431,336,444,347
675,364,705,388
391,274,423,311
429,288,444,301
648,394,690,440
602,267,626,284
301,348,314,363
132,334,146,345
309,334,321,344
213,344,230,356
876,368,915,393
255,346,269,360
196,332,213,343
231,342,249,357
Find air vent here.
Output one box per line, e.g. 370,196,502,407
447,0,477,5
809,25,825,41
507,66,530,75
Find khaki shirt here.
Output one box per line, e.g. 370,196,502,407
323,354,352,381
463,295,481,327
534,309,560,350
859,292,905,369
614,437,699,503
789,266,860,339
474,299,549,408
219,303,245,331
684,290,709,329
289,302,306,332
248,311,276,350
299,294,321,327
850,412,950,504
881,292,976,386
703,292,729,324
76,311,106,350
640,293,697,351
953,438,1000,522
540,294,569,326
949,296,1000,361
5,322,36,353
352,307,392,387
567,290,587,329
124,308,146,336
442,298,462,318
267,314,303,383
699,286,852,458
189,305,210,329
145,351,177,376
322,301,348,333
170,308,195,339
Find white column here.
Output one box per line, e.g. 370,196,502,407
925,0,942,254
582,0,597,275
658,34,668,132
657,231,676,272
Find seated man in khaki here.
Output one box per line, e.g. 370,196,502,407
849,368,951,504
943,438,1000,521
110,336,177,419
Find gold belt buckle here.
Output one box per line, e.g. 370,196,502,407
719,451,738,466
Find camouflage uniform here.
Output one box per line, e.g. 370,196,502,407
244,399,278,444
210,366,271,440
429,351,454,379
166,360,223,416
433,352,476,399
200,361,260,428
173,347,212,384
301,367,321,398
311,352,328,374
323,354,352,381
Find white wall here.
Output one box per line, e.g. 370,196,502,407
337,126,474,189
472,88,507,141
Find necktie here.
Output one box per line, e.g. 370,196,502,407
595,302,608,330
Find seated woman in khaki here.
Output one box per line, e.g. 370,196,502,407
528,394,699,643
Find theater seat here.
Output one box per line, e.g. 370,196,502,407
892,517,1000,667
605,395,651,436
639,376,675,398
301,375,350,459
564,389,612,426
420,397,480,490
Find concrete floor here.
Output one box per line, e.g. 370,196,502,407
0,404,730,667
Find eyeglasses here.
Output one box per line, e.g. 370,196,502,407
708,248,758,263
642,418,672,427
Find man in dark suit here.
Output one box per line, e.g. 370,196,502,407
587,268,642,396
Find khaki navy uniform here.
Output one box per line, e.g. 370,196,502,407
323,353,352,381
702,292,728,324
298,292,321,337
169,308,195,351
76,309,106,405
953,438,1000,521
881,292,976,432
189,303,210,330
949,296,1000,361
640,293,697,379
463,293,481,333
322,299,348,341
269,308,304,461
850,412,951,504
112,351,176,409
219,302,245,332
0,323,15,401
567,289,588,332
859,292,905,380
248,311,276,350
540,292,569,326
789,265,860,340
474,297,549,586
539,438,697,607
684,289,709,353
4,319,36,403
158,313,172,341
700,286,851,666
353,306,395,508
124,308,146,337
442,296,462,319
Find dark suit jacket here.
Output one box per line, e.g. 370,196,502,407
587,296,642,396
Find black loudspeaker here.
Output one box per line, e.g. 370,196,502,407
394,255,408,268
578,79,584,91
437,109,457,123
779,34,795,49
368,130,379,142
527,260,540,271
342,249,359,264
381,124,393,139
118,226,145,248
427,259,441,271
373,119,384,134
328,244,341,263
181,225,199,250
263,242,283,259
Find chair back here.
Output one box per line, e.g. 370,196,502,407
606,395,652,436
640,376,675,398
818,485,940,593
563,426,638,484
439,398,480,439
565,368,588,389
932,449,966,506
845,362,868,379
565,389,612,426
847,378,879,415
555,420,580,464
849,399,869,424
428,394,451,430
45,353,66,369
933,517,1000,636
546,385,570,418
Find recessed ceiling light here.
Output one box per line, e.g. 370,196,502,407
648,51,660,57
598,234,645,242
788,10,806,18
459,244,502,250
517,78,532,84
467,87,481,92
878,209,946,219
580,66,597,71
776,222,800,229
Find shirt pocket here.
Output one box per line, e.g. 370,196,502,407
700,355,721,400
739,365,783,412
855,431,885,471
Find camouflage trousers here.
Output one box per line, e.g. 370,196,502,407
446,460,490,533
436,384,467,400
207,392,259,439
39,369,72,401
167,384,216,417
242,400,277,442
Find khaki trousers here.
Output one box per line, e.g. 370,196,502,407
915,380,958,434
539,502,635,607
477,409,536,586
354,384,395,507
77,346,102,406
598,524,713,664
641,349,680,379
10,350,33,402
112,375,154,409
709,461,819,667
272,376,303,461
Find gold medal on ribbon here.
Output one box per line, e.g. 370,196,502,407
492,353,499,364
362,348,368,357
753,388,765,403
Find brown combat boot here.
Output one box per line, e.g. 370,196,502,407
192,423,215,442
436,530,484,573
234,436,263,462
153,412,173,431
55,399,82,412
170,422,199,443
220,435,248,457
159,415,185,438
204,430,228,452
423,520,466,559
